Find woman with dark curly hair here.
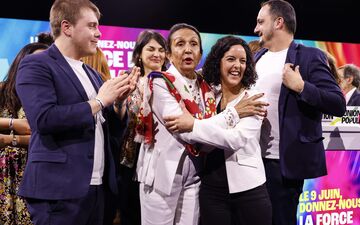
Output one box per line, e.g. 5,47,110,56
164,36,272,225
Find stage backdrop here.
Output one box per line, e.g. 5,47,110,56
1,17,360,225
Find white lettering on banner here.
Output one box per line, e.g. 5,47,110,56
98,40,136,76
102,50,134,77
98,40,136,50
98,40,114,48
115,41,135,49
316,211,353,225
103,50,124,68
128,51,134,68
298,188,358,225
298,212,354,225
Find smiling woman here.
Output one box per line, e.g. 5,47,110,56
163,35,272,225
113,30,168,225
199,36,271,225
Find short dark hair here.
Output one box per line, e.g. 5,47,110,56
167,23,203,55
202,35,257,89
36,32,54,46
262,0,297,34
341,64,360,88
132,30,168,76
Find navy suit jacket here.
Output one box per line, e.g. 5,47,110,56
348,89,360,106
255,41,346,179
16,44,125,200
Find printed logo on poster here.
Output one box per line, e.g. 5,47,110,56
323,106,360,127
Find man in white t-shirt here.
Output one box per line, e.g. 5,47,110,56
253,1,346,224
15,1,138,224
338,64,360,106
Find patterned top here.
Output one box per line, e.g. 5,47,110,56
119,76,147,168
0,108,32,225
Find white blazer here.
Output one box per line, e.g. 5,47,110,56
136,65,241,196
191,89,266,193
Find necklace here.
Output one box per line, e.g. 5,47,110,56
188,80,201,105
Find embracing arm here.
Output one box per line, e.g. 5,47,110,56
191,113,263,151
164,93,266,151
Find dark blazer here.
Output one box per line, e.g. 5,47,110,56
347,89,360,106
255,41,346,179
16,44,125,200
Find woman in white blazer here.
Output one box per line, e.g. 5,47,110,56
135,24,267,225
136,23,212,225
164,36,272,225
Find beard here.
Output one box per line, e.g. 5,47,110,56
259,30,274,48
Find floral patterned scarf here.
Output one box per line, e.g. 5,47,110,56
135,70,216,156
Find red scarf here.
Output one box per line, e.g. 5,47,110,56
135,71,216,156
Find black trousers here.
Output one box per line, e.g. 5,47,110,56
118,165,141,225
103,165,141,225
263,159,304,225
26,185,104,225
199,183,272,225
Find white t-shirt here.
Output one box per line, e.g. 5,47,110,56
65,56,105,185
254,48,288,159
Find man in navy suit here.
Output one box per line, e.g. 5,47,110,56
253,1,346,224
338,64,360,106
15,0,138,224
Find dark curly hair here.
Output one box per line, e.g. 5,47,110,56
202,36,257,89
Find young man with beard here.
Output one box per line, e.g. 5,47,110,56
253,0,346,224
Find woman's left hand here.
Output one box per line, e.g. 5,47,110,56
163,102,195,133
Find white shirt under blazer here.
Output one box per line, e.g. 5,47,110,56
192,89,267,193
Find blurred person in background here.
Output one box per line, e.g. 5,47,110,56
36,32,54,46
0,42,49,225
338,64,360,106
82,46,111,82
248,39,261,55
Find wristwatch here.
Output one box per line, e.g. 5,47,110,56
11,134,18,146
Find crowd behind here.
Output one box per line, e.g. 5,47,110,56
1,0,359,225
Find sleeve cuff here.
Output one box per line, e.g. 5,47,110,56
224,107,240,128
